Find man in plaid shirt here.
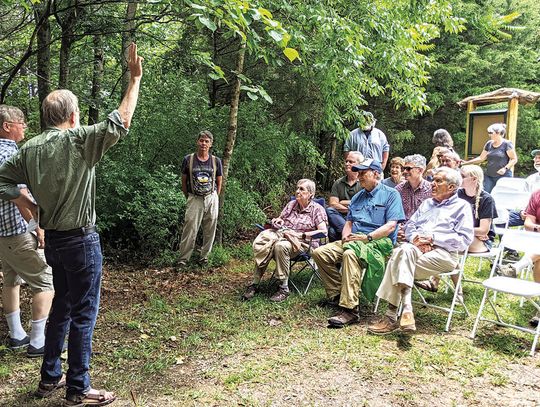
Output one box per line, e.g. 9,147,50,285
0,105,53,357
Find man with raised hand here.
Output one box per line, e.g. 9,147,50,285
0,105,53,358
0,43,142,406
368,167,473,334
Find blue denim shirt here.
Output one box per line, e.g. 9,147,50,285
346,182,405,243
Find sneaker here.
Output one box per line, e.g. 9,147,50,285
368,316,399,335
504,250,521,262
241,284,258,301
327,307,359,328
27,344,44,358
399,311,416,332
496,264,517,278
9,335,30,350
270,287,290,302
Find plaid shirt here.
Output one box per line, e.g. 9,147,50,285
395,179,432,221
0,139,27,237
279,199,328,248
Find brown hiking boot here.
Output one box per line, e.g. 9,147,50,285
327,307,359,328
399,311,416,332
367,315,400,335
270,287,290,302
241,284,258,301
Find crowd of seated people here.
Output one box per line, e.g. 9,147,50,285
242,122,539,333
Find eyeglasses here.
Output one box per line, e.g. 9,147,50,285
345,160,356,164
402,166,419,171
6,121,27,128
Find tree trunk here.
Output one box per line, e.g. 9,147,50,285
121,1,138,96
35,1,52,131
88,35,104,125
216,42,246,243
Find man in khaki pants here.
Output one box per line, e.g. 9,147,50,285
0,104,53,357
312,159,405,328
177,131,222,267
368,167,473,334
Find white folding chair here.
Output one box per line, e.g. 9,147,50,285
470,229,540,356
412,251,470,332
374,251,470,331
493,177,528,192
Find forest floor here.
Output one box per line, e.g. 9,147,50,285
1,257,540,407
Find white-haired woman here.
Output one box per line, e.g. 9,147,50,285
458,165,498,253
242,179,328,302
462,123,517,192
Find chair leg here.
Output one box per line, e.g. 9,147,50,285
374,296,380,313
470,287,490,339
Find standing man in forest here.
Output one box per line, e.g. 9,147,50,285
0,43,142,406
177,130,223,267
344,111,390,170
0,105,53,358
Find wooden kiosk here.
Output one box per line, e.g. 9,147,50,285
458,88,540,160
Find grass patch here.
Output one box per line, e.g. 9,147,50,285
1,257,539,406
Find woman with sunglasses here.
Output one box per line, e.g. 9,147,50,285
462,123,518,192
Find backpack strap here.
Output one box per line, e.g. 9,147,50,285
212,155,217,192
188,153,195,194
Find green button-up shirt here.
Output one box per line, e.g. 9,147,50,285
0,111,127,231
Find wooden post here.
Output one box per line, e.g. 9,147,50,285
464,100,476,160
507,97,519,156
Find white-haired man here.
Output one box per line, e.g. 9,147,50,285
0,43,142,405
368,167,473,334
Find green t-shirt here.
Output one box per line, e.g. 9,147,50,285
330,176,362,201
0,110,127,231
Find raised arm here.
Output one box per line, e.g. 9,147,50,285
118,43,143,129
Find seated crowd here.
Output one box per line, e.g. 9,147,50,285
242,125,540,333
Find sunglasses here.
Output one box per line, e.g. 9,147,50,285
402,166,419,171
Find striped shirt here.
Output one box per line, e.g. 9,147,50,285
279,199,328,248
0,139,26,237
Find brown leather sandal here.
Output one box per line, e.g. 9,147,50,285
65,388,116,406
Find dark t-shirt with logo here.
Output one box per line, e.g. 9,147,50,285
182,154,223,196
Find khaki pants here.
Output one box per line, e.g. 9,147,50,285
376,243,458,307
312,241,365,309
0,232,52,293
178,192,219,262
252,229,308,282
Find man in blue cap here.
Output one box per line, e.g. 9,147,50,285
312,158,405,328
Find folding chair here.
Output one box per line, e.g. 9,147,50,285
412,251,470,332
374,251,469,331
470,229,540,356
492,177,528,193
254,197,327,296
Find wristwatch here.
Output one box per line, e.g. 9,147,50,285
534,226,539,233
302,232,306,239
367,234,373,242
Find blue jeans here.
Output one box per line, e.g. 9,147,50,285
483,170,512,193
40,232,103,397
326,207,346,242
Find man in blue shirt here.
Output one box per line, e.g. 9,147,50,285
312,159,405,327
343,112,390,170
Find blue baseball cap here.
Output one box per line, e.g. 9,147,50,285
352,158,383,173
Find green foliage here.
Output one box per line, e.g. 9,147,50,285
207,244,232,267
221,178,266,238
